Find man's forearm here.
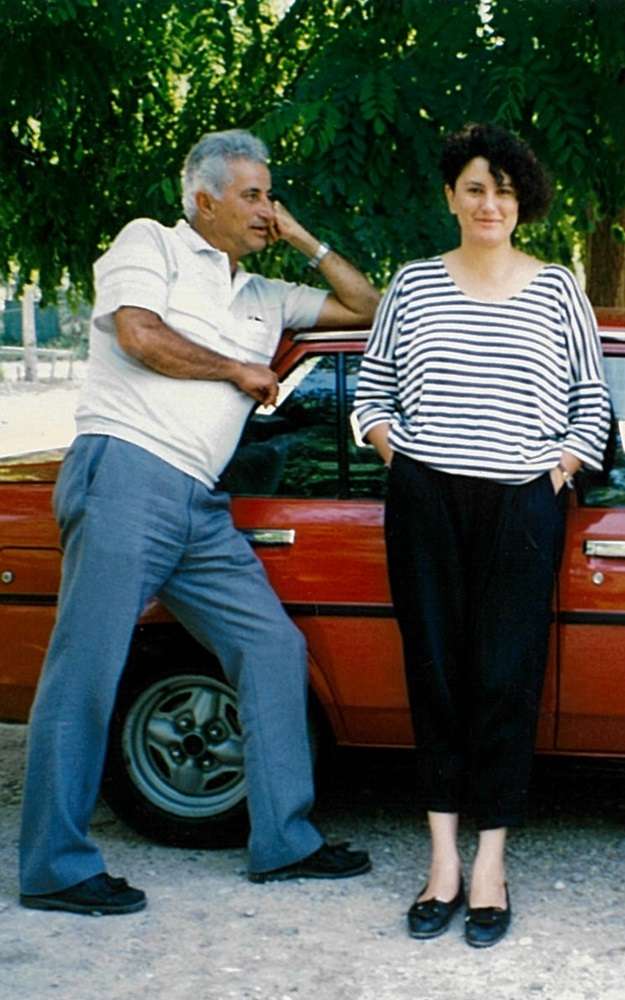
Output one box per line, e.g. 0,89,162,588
286,226,379,318
116,308,238,380
115,307,278,404
271,201,380,325
318,250,380,319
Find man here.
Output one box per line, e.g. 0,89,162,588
19,129,380,915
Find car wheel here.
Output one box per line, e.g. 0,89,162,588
102,627,249,847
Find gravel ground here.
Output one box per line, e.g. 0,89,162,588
2,723,625,1000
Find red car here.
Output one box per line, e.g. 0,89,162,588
1,308,625,845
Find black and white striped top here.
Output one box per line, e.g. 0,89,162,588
354,257,611,484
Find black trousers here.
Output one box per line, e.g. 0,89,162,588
385,455,566,829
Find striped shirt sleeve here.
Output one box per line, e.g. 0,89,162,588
353,267,404,437
558,268,611,470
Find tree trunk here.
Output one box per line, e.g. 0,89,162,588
21,285,38,382
586,211,625,307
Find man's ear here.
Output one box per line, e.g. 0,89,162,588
195,189,216,220
444,184,456,215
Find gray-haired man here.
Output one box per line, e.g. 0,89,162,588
19,130,380,915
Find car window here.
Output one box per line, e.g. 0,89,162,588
345,354,387,499
220,353,341,497
220,351,387,500
579,353,625,507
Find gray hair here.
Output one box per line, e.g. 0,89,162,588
181,129,270,220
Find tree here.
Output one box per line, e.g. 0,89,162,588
247,0,625,303
477,0,625,305
1,0,624,304
0,0,245,299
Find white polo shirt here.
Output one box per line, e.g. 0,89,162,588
75,219,327,487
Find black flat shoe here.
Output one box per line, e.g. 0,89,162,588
407,881,465,939
20,873,147,916
464,884,511,948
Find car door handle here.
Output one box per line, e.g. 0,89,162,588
242,529,296,546
583,539,625,558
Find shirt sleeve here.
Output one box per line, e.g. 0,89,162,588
353,268,403,438
559,269,611,470
267,277,328,331
91,219,171,333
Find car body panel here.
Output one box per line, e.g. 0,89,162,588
1,311,625,766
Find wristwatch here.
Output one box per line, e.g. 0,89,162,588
307,242,332,269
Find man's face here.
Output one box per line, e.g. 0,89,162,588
201,158,275,261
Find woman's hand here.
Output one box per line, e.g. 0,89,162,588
549,466,565,494
550,452,582,493
366,422,394,467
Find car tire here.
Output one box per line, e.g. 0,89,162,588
102,626,249,848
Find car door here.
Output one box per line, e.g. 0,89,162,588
0,469,61,720
224,333,411,748
557,340,625,753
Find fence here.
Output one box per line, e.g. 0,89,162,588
0,345,75,380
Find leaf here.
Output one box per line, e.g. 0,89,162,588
161,177,177,205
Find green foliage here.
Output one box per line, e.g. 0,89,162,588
482,1,625,240
1,0,191,299
252,0,488,284
1,0,624,300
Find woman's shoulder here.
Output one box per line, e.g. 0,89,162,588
532,262,591,307
533,260,580,287
391,256,446,289
529,263,595,328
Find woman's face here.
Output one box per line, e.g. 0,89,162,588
445,156,519,248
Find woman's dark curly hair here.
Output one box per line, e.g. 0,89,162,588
439,122,552,224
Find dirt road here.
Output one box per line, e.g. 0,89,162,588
2,723,625,1000
0,363,85,457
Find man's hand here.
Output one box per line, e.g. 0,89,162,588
268,201,319,257
265,201,380,327
233,361,279,406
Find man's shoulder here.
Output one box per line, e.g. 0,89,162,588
111,217,177,249
95,219,184,277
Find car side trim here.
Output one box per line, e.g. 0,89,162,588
285,602,394,618
0,594,57,605
3,596,625,627
289,605,625,624
559,611,625,625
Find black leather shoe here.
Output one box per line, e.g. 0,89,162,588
407,881,465,939
20,873,147,916
249,842,371,883
464,884,511,948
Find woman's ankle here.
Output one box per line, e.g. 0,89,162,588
419,857,462,902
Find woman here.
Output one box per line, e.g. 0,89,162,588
354,122,610,947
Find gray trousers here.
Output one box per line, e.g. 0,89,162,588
19,435,322,894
